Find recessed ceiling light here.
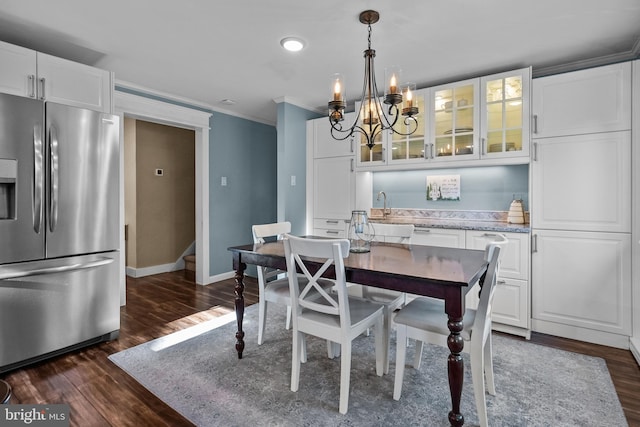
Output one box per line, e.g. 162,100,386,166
280,37,305,52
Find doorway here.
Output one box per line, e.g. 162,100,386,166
115,91,212,304
123,118,195,277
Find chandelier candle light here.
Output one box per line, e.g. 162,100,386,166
328,10,419,149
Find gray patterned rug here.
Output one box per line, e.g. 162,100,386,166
109,305,627,427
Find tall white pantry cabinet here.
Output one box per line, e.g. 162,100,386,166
305,114,372,238
531,62,633,348
632,60,640,365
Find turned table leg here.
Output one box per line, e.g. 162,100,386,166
234,259,246,359
447,315,465,427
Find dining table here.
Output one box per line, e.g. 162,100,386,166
228,238,488,427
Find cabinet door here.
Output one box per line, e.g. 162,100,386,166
387,88,428,165
465,231,529,280
313,156,355,220
532,62,631,138
531,229,631,335
480,68,531,159
0,41,37,97
429,78,480,162
531,131,631,233
313,115,355,158
491,277,528,328
411,228,465,248
37,52,112,112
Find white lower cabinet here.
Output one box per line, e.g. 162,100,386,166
312,218,348,238
411,227,465,248
412,229,531,338
465,231,530,337
531,229,631,348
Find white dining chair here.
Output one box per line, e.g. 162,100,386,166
283,234,385,415
358,222,414,374
252,221,333,345
392,236,506,427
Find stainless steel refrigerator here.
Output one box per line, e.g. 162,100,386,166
0,92,120,373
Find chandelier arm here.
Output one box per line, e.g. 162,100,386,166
329,120,356,141
384,110,419,137
352,122,382,149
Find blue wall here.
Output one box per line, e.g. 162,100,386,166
210,113,277,276
276,102,321,235
372,165,529,211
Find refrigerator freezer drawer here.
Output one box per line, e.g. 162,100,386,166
0,252,120,372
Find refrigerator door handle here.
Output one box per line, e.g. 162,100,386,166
32,124,43,233
49,126,59,232
0,257,114,280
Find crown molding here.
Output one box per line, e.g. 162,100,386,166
273,96,324,115
532,44,640,78
115,79,275,126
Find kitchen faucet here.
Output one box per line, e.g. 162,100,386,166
377,191,389,218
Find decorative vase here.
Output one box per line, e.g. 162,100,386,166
348,210,375,253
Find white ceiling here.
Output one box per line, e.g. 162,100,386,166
1,1,639,125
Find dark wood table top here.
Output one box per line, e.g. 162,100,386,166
229,240,487,306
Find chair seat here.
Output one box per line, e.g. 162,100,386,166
393,297,477,341
361,289,404,307
299,298,384,331
265,277,334,305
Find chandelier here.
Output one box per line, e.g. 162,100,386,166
328,10,419,150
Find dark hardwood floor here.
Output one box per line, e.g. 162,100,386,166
1,271,639,426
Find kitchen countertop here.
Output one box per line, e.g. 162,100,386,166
368,208,530,234
370,217,530,233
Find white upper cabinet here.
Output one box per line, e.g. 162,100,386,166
354,68,531,171
532,62,631,138
386,88,429,165
0,41,37,96
355,91,429,168
480,68,531,160
429,78,480,162
531,131,631,233
313,115,356,158
36,53,112,112
0,40,112,113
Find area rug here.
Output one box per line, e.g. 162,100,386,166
109,305,628,427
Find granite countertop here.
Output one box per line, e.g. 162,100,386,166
368,209,530,234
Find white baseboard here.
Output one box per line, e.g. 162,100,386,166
492,322,531,340
126,262,177,278
202,270,237,285
531,319,630,349
630,337,640,367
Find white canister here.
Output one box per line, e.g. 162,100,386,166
507,199,525,224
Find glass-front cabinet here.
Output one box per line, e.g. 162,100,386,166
480,68,530,159
356,89,428,167
388,89,427,163
429,79,480,162
353,67,531,170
